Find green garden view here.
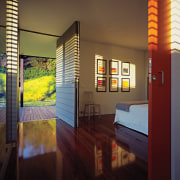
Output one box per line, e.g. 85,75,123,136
0,54,56,107
0,53,6,108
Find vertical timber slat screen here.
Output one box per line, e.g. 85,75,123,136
56,21,80,128
6,0,19,143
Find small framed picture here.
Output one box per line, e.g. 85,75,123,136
109,60,119,75
97,59,107,75
121,78,130,92
97,77,107,92
109,77,118,92
121,62,130,76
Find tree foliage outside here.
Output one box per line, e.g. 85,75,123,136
23,57,56,80
0,53,6,107
0,53,6,74
0,54,56,107
0,73,6,99
23,57,56,107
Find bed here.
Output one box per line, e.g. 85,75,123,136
114,101,148,135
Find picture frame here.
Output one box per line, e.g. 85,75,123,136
109,60,119,75
97,77,107,92
97,59,107,75
109,77,118,92
121,62,130,76
121,78,130,92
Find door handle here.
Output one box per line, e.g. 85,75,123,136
158,71,164,86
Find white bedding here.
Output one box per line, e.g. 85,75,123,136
114,104,148,135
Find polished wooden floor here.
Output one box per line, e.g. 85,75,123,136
0,106,56,123
16,115,148,180
20,106,56,122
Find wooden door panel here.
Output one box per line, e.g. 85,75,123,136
148,0,171,179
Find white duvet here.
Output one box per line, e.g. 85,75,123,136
114,104,148,135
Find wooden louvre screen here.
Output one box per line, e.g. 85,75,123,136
6,0,19,143
56,21,80,128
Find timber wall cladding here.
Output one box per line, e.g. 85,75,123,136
56,22,80,127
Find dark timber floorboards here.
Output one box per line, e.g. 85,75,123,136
1,106,56,123
16,114,148,180
20,106,56,122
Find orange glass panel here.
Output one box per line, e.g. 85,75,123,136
148,0,158,7
148,0,158,50
149,36,158,44
148,14,158,22
148,7,158,15
148,22,158,29
149,29,158,36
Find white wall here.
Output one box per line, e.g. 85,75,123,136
171,52,180,180
79,40,147,116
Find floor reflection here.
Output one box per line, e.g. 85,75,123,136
115,124,148,162
18,120,56,180
18,118,147,180
110,139,136,170
19,120,56,159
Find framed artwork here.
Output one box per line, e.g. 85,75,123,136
121,78,130,92
109,77,118,92
109,60,119,75
121,62,130,76
97,77,107,92
97,59,107,75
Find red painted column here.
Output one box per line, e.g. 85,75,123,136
148,0,171,179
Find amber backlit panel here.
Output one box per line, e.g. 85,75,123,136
148,0,158,50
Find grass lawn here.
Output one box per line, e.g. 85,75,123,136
0,73,56,107
23,100,56,107
23,75,56,106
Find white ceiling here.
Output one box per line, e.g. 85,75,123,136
0,0,148,50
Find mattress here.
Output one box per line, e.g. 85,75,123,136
114,103,148,135
116,100,148,112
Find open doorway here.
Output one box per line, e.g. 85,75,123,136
20,56,56,107
19,30,59,122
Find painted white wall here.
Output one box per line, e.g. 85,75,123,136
79,40,147,116
171,52,180,180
